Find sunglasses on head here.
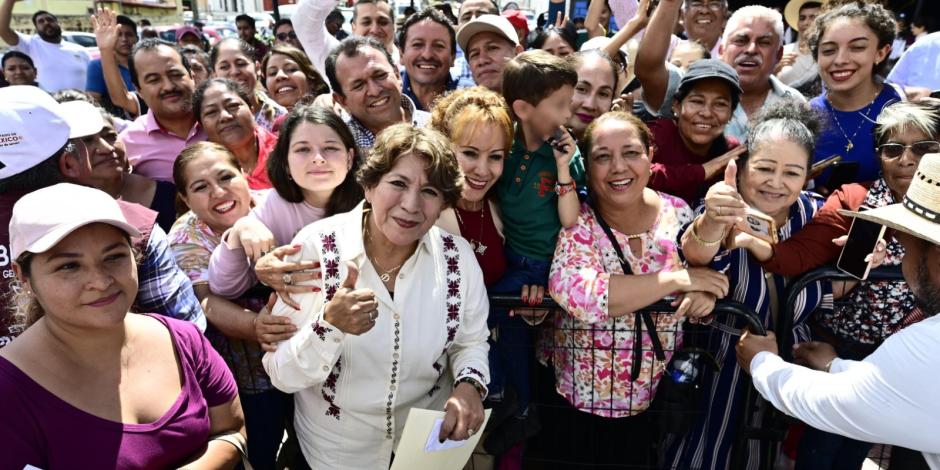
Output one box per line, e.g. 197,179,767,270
276,31,297,41
878,140,940,159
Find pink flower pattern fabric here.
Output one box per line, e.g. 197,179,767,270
548,195,692,418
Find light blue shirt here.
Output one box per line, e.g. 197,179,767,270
887,32,940,90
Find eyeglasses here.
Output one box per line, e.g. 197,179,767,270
276,31,297,41
878,140,940,159
687,0,725,12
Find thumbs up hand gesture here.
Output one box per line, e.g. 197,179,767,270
324,261,380,335
703,159,748,228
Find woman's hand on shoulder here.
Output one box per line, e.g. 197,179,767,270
230,216,276,262
254,294,298,352
440,382,485,442
255,244,322,310
323,262,380,335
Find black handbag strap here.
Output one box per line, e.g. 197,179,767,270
591,204,667,381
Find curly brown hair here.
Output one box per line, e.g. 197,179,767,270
357,124,463,208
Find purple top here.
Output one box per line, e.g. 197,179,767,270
0,315,237,470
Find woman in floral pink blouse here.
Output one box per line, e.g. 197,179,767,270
543,112,729,466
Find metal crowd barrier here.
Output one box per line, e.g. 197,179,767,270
467,296,781,470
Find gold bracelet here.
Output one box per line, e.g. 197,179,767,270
688,220,723,247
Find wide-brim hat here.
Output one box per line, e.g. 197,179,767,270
842,154,940,247
457,14,519,52
784,0,827,31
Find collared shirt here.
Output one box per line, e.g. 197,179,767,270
262,201,490,469
136,224,207,332
119,110,207,182
342,95,431,150
724,75,805,142
750,313,940,468
496,134,587,261
12,32,89,92
887,31,940,90
401,70,459,111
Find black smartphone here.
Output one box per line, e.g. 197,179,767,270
837,215,886,280
825,161,860,190
547,127,572,153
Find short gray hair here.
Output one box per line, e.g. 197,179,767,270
746,100,821,168
874,101,940,148
723,5,784,46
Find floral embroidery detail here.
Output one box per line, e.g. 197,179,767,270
386,316,402,439
319,231,343,420
312,320,333,341
429,234,464,393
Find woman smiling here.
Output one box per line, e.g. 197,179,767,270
262,46,330,111
194,78,277,190
669,101,831,470
210,38,286,132
262,124,490,469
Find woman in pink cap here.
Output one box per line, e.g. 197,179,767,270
0,183,246,469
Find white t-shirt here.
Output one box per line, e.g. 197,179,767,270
12,32,90,92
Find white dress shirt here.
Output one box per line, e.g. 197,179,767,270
750,313,940,469
263,202,490,469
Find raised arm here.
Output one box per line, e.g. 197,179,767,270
585,0,609,39
602,0,651,59
634,0,681,112
92,9,140,116
0,0,21,46
681,161,748,266
292,0,342,81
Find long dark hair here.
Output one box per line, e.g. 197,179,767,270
267,105,364,216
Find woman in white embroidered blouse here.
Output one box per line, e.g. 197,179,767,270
262,124,490,469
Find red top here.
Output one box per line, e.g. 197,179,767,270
455,203,507,287
246,127,277,190
647,118,739,204
761,182,872,276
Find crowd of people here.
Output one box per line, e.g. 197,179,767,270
1,0,940,468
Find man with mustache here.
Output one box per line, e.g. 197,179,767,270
452,0,500,86
638,1,802,142
325,36,430,150
399,8,458,111
293,0,399,80
118,39,207,182
0,0,90,92
736,154,940,468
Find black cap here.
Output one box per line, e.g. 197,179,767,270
676,59,743,103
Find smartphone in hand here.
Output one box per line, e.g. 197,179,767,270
837,215,886,280
735,207,778,244
547,127,572,153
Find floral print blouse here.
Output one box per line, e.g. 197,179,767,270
548,194,693,417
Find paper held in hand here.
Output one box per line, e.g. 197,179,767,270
390,408,491,470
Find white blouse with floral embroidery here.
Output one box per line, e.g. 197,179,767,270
262,202,490,469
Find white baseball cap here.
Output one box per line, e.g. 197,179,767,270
9,183,140,260
59,100,105,139
0,86,70,179
457,14,519,53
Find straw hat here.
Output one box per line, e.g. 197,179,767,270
843,154,940,246
784,0,827,31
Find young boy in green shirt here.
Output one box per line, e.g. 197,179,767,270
486,50,585,450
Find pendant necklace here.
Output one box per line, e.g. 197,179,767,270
363,216,404,283
826,91,878,153
455,204,488,255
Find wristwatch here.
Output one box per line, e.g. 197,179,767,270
555,180,576,197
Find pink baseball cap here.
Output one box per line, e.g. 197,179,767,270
175,26,201,42
9,183,140,260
